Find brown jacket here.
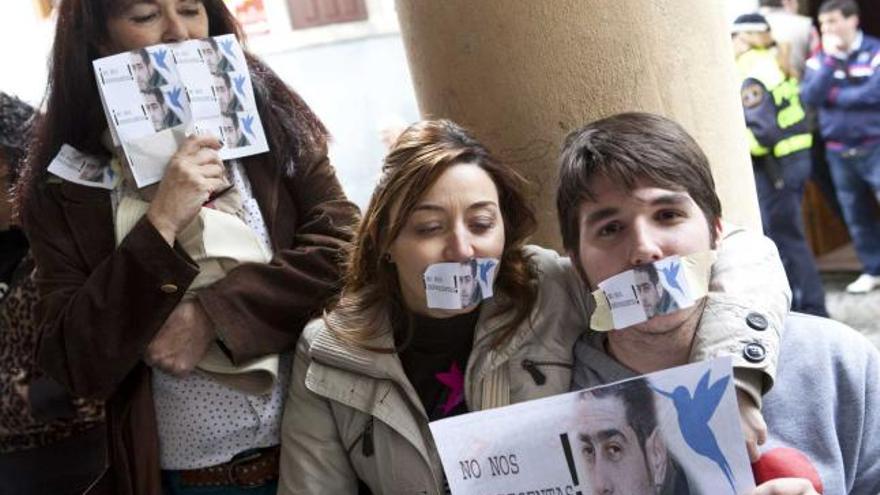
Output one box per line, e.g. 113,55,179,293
22,149,358,495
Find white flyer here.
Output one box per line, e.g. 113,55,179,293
423,258,498,310
46,144,118,190
430,357,755,495
92,35,269,187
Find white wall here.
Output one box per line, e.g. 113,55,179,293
0,4,54,105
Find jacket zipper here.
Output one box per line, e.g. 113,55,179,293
521,359,573,386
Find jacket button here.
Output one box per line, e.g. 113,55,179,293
160,283,179,294
746,312,768,331
744,343,766,363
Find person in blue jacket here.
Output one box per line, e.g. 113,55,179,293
801,0,880,294
733,13,828,316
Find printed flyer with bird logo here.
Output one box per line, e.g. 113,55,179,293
92,34,268,187
429,357,755,495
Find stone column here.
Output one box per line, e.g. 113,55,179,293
396,0,760,249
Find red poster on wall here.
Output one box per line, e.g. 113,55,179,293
224,0,271,36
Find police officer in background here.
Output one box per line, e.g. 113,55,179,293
802,0,880,295
733,13,829,317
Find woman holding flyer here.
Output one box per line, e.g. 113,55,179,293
16,1,357,494
277,120,793,494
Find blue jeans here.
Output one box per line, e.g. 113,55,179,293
826,142,880,275
754,151,828,316
162,471,278,495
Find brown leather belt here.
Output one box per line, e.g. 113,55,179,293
177,446,280,488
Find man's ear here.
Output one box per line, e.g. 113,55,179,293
645,428,669,489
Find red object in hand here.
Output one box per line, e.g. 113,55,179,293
752,447,824,493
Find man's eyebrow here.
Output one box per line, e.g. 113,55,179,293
584,207,619,226
579,428,626,444
649,193,691,207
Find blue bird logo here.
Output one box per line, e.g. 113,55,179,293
220,39,237,59
233,74,247,97
659,261,684,295
241,114,255,137
653,370,736,493
152,48,170,71
166,86,184,112
478,259,496,285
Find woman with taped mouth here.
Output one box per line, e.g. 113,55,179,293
15,0,358,493
278,119,790,494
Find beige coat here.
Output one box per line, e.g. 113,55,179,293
279,231,789,494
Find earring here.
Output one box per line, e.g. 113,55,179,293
384,253,393,263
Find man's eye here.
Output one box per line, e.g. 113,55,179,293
656,209,685,221
582,443,595,458
605,443,623,461
597,222,622,237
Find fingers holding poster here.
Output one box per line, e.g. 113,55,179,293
429,358,754,495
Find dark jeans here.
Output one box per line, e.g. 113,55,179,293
161,471,278,495
754,151,828,316
0,425,106,495
826,142,880,276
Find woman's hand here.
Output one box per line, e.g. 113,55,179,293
750,478,819,495
145,299,215,376
146,134,226,246
738,388,768,462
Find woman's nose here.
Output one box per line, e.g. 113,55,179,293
162,12,190,43
444,228,475,262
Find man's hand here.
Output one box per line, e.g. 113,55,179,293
750,478,819,495
145,299,215,376
737,388,768,462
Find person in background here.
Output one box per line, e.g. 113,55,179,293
732,13,828,316
0,92,106,494
758,0,817,79
801,0,880,294
14,1,358,494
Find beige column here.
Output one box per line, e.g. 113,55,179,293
396,0,761,249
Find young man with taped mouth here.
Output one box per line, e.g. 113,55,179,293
559,112,880,495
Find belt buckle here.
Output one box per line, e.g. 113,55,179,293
842,147,860,159
226,449,264,488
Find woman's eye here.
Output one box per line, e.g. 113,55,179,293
414,223,442,236
131,12,159,23
179,8,202,17
469,220,495,234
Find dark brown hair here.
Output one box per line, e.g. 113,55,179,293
15,0,328,221
556,112,722,257
819,0,860,17
330,119,538,349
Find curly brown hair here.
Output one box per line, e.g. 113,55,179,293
330,119,538,350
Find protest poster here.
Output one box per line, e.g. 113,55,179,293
92,34,268,187
430,357,755,495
